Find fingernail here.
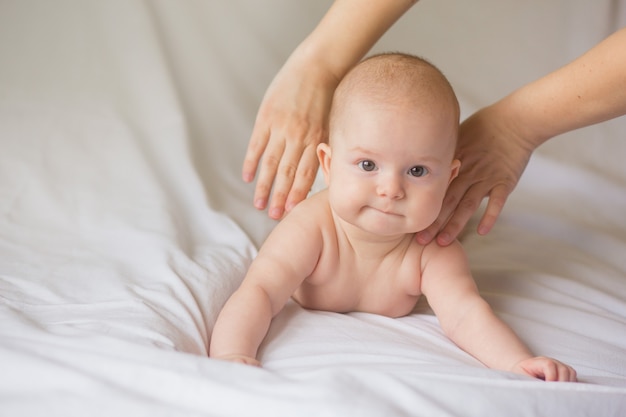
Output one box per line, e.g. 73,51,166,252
438,233,451,245
243,173,253,183
254,199,266,210
269,207,283,219
416,231,430,245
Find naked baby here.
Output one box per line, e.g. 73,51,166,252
210,52,577,382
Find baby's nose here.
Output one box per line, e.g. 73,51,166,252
376,173,405,199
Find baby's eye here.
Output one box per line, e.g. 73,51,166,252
409,165,428,177
358,160,376,172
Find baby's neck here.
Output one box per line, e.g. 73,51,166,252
334,215,416,261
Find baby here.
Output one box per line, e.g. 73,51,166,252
210,53,577,382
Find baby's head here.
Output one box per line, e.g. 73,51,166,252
329,52,460,150
318,53,461,236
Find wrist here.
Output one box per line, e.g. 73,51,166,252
213,353,261,366
508,354,535,371
290,38,350,87
489,93,549,152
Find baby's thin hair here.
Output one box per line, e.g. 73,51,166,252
330,52,459,137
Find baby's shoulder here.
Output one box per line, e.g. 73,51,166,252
286,188,329,215
279,189,333,232
421,238,466,258
420,239,469,272
263,191,331,254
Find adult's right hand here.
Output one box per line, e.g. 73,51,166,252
242,55,338,220
242,0,418,220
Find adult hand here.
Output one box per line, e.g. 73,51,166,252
242,1,417,220
242,55,338,220
418,27,626,246
416,104,536,246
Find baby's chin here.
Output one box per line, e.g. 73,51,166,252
366,210,433,233
334,207,429,237
352,218,425,238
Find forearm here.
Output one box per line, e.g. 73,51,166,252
493,26,626,149
444,299,533,371
294,0,417,81
209,286,274,361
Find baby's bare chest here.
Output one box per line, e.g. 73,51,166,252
292,250,423,317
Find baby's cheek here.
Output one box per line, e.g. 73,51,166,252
327,185,355,214
413,197,443,229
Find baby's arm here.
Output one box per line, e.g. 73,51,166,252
209,271,288,366
421,241,577,382
209,207,322,365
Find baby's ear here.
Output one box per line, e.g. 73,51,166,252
449,159,461,185
317,143,332,185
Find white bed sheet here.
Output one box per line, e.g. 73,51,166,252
1,1,625,416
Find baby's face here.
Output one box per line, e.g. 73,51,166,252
322,98,459,237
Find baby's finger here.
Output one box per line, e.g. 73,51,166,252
557,364,577,382
541,361,559,382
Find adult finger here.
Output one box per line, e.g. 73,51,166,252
436,184,488,246
242,122,270,184
416,177,485,245
284,143,321,212
415,177,465,245
476,183,510,236
252,130,286,212
265,137,306,219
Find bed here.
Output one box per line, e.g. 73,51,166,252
1,1,625,415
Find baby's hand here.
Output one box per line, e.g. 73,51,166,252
214,354,261,367
511,357,577,382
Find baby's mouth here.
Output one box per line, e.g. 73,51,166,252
370,206,401,216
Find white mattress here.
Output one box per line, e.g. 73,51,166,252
1,1,625,416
